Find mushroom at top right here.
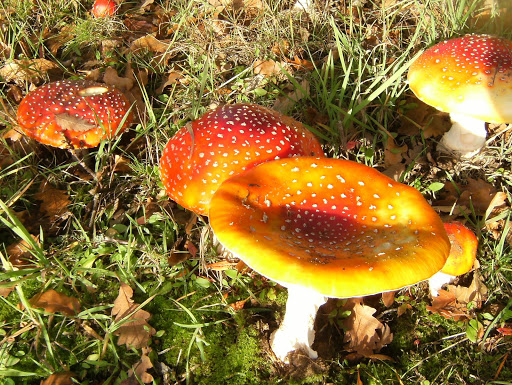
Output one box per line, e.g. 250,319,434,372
407,34,512,157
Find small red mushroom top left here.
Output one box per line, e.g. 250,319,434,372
17,79,133,149
92,0,118,18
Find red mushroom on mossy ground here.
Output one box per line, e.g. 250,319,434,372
17,79,133,149
429,221,478,297
408,34,512,157
159,104,324,216
209,156,450,362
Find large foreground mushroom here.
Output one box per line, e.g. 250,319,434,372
159,104,324,216
408,34,512,157
209,157,450,362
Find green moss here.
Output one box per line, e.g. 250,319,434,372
194,320,272,385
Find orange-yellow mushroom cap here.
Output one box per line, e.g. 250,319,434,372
159,104,324,216
441,222,478,276
408,34,512,124
209,157,450,298
17,79,133,149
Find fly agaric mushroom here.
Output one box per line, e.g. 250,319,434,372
92,0,118,17
159,104,324,216
429,221,478,297
208,156,450,362
408,34,512,157
17,79,133,149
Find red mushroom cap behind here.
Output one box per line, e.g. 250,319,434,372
209,157,450,298
17,79,133,149
159,104,324,216
441,222,478,276
408,34,512,124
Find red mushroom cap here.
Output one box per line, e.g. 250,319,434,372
408,34,512,123
209,157,450,298
159,104,324,216
92,0,118,18
441,221,478,276
17,79,133,149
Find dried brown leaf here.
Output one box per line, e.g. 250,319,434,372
426,289,465,321
0,283,15,298
384,136,407,167
0,58,61,85
381,291,396,307
272,79,309,113
103,67,134,93
112,283,156,349
6,234,40,268
40,372,76,385
253,59,284,77
426,273,486,322
156,70,185,94
342,298,393,357
398,98,451,138
130,34,170,53
29,289,81,316
121,349,154,384
459,178,498,216
54,114,96,132
113,155,132,173
34,180,71,219
447,271,488,307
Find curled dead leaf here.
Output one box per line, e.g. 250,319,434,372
28,289,81,316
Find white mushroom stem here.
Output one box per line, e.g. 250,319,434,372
440,112,487,157
428,271,456,297
270,285,328,363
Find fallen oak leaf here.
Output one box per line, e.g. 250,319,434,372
384,136,407,168
272,79,310,113
0,58,61,85
253,59,286,77
342,298,393,357
458,178,499,216
121,348,154,384
34,180,71,220
112,283,156,349
0,283,15,298
381,291,396,308
286,55,315,71
398,97,451,138
40,372,76,385
28,289,81,316
447,271,488,307
426,286,475,322
6,234,40,268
